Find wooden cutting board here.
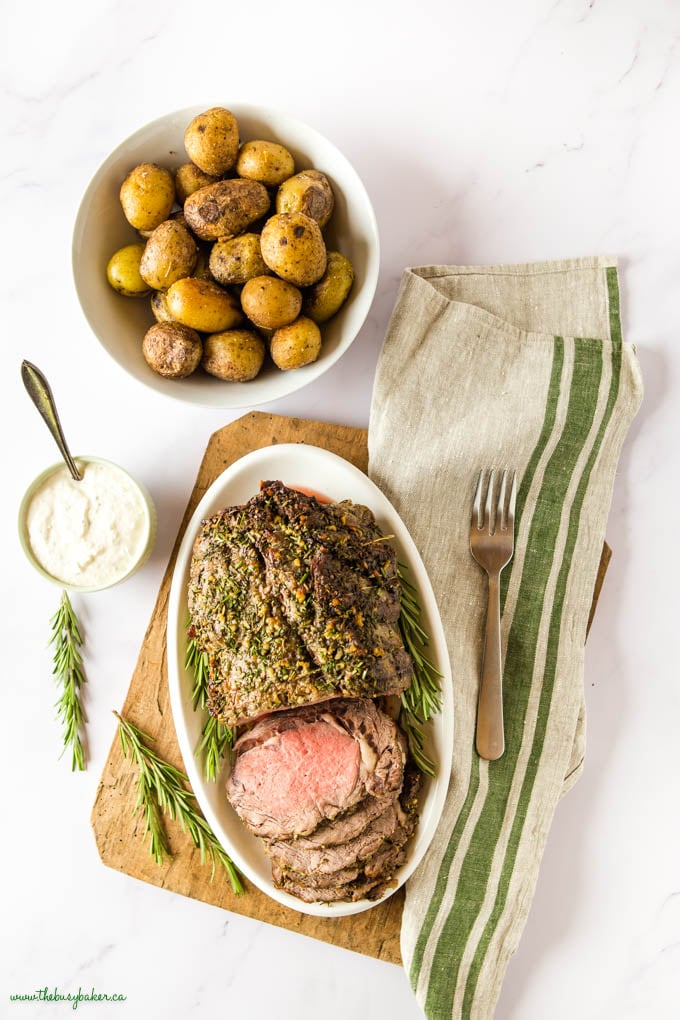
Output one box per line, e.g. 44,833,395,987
91,411,610,965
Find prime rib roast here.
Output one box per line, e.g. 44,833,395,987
187,481,421,904
187,480,414,727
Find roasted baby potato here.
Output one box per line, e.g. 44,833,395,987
241,276,302,330
106,243,150,297
150,290,174,323
209,233,270,285
202,329,266,381
302,251,354,323
166,278,242,333
236,140,295,186
184,179,270,242
270,316,322,370
175,162,219,204
139,220,198,291
120,163,175,232
260,212,327,287
142,322,202,378
184,107,240,176
276,169,334,227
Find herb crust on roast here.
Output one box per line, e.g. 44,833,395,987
187,480,414,727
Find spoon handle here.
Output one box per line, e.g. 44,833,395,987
21,361,82,482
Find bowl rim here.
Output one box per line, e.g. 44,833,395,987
18,455,157,593
71,103,381,410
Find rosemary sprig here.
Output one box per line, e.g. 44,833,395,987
49,590,87,771
185,634,235,781
196,714,234,783
397,564,443,778
115,711,244,894
186,634,209,712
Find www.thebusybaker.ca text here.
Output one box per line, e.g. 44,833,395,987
9,986,127,1010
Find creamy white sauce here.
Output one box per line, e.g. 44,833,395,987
26,461,149,588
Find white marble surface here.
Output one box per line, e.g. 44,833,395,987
2,1,679,1017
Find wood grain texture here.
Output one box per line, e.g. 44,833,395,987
91,411,611,965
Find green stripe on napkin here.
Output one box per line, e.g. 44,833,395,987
368,257,641,1020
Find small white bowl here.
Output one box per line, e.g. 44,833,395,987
72,104,380,409
18,456,157,593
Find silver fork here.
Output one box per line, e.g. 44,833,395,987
470,469,517,761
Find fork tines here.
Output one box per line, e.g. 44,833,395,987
472,469,517,535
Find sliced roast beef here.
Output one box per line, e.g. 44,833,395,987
265,760,421,904
363,842,408,881
273,848,408,904
278,793,394,849
226,698,407,839
265,799,416,878
270,840,407,890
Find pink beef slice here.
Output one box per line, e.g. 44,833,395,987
226,698,406,840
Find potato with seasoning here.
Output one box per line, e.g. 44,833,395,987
150,290,174,323
303,251,354,323
120,162,175,232
202,329,266,381
276,169,334,227
140,220,198,291
241,276,302,330
133,207,189,241
260,212,327,287
236,140,295,186
106,243,150,297
184,107,240,176
209,233,270,285
184,179,270,242
166,278,243,333
175,162,219,203
270,316,321,370
142,322,202,378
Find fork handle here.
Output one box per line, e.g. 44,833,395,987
476,571,505,761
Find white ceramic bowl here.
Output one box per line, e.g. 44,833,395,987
72,105,380,409
18,456,157,593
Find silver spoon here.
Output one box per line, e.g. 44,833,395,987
21,360,82,482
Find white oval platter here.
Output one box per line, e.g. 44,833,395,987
166,443,453,917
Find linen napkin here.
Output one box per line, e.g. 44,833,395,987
367,256,642,1020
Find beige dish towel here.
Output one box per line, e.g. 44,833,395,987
367,256,642,1020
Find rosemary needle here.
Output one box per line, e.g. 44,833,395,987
49,590,87,771
115,711,244,895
